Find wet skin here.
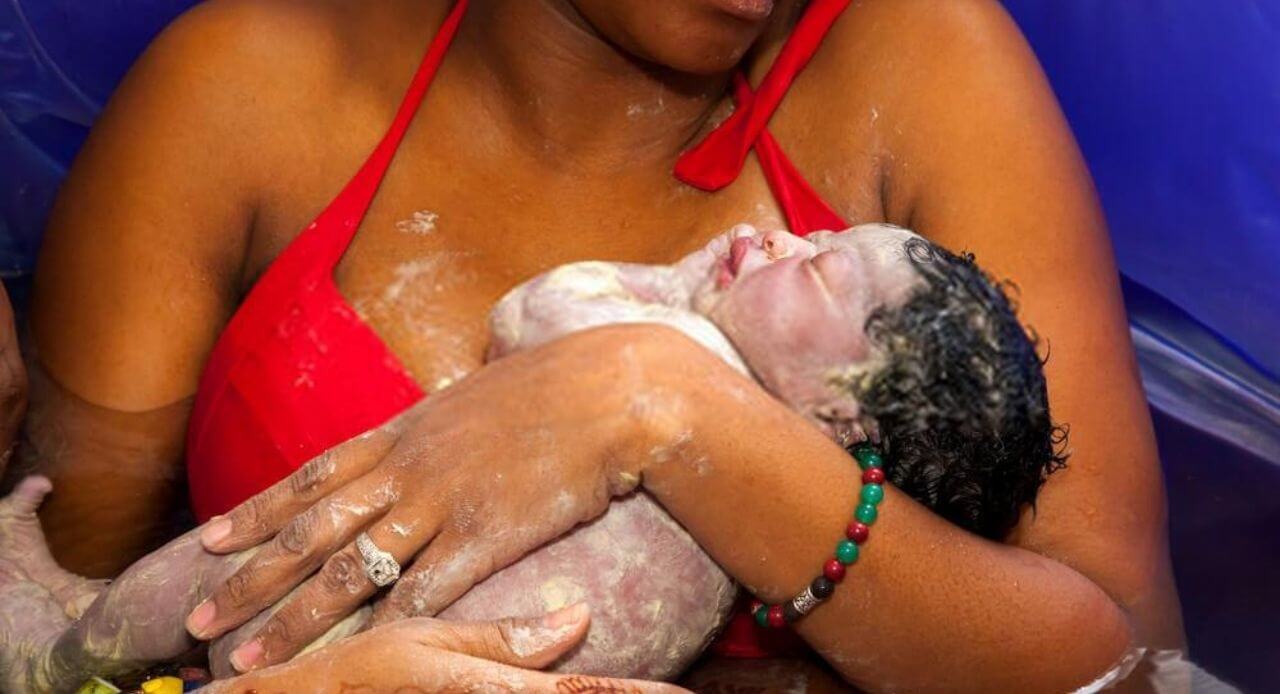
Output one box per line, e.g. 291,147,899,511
16,0,1182,690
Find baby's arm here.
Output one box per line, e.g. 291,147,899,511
489,261,749,374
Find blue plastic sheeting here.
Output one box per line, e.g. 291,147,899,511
2,0,1278,689
1002,2,1280,690
1003,1,1280,378
0,0,193,275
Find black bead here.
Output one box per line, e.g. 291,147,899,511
811,576,835,600
783,601,804,623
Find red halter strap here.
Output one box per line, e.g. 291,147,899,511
674,0,852,195
739,75,848,236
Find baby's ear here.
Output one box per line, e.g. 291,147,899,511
809,396,868,447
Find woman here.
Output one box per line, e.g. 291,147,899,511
17,0,1183,689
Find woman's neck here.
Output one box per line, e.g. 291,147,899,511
454,0,736,173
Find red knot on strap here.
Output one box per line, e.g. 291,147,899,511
674,0,852,191
755,124,848,236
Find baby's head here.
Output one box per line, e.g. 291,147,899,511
692,224,1066,538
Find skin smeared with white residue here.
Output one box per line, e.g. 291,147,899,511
417,223,927,679
353,248,481,390
395,209,439,235
0,483,258,692
0,224,927,687
437,493,735,681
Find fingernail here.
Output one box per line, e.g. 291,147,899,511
186,599,217,637
200,517,232,547
230,639,263,672
543,602,589,629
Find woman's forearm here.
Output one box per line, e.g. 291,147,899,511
12,360,190,577
637,332,1132,692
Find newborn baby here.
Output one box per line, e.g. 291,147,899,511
0,223,1064,690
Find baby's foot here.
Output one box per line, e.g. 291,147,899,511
0,476,107,618
0,542,71,692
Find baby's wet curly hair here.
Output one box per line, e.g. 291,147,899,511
849,238,1067,539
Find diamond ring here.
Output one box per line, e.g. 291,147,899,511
355,532,400,587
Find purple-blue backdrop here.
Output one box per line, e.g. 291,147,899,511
2,1,1276,688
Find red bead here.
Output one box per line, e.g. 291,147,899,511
823,558,847,583
767,605,786,628
862,468,886,485
846,521,870,544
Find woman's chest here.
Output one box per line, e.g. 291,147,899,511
335,167,785,390
246,125,884,393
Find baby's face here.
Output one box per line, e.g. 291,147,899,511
692,224,925,442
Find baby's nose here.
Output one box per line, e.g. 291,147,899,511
762,230,793,259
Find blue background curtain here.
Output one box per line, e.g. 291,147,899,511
2,1,1277,689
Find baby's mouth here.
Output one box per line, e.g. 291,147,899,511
729,236,753,275
715,236,757,289
715,258,735,290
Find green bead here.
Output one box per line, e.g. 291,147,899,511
754,605,770,627
855,502,879,525
860,483,884,505
836,539,860,565
855,450,883,471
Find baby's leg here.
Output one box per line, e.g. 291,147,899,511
38,530,253,690
0,478,80,692
389,494,737,682
0,477,252,690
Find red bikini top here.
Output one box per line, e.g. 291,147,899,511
186,0,851,659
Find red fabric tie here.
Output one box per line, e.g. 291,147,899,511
674,0,852,195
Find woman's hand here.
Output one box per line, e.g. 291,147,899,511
201,605,687,693
186,326,685,672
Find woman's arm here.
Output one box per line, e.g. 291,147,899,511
654,0,1178,687
875,0,1182,653
12,3,275,576
189,324,1136,690
856,0,1183,650
641,341,1135,691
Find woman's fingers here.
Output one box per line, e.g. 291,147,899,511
186,471,417,645
203,609,689,694
199,422,401,553
404,604,592,670
221,508,440,671
370,526,506,625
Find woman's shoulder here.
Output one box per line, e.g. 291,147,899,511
800,0,1039,118
134,0,362,134
30,0,365,409
781,0,1054,218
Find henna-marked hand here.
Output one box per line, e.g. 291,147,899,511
200,605,689,693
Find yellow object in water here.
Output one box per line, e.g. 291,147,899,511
141,676,184,694
76,678,121,694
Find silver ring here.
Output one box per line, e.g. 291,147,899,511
355,531,400,587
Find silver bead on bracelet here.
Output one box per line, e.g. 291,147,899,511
791,585,823,617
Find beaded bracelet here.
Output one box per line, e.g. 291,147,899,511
752,443,886,628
